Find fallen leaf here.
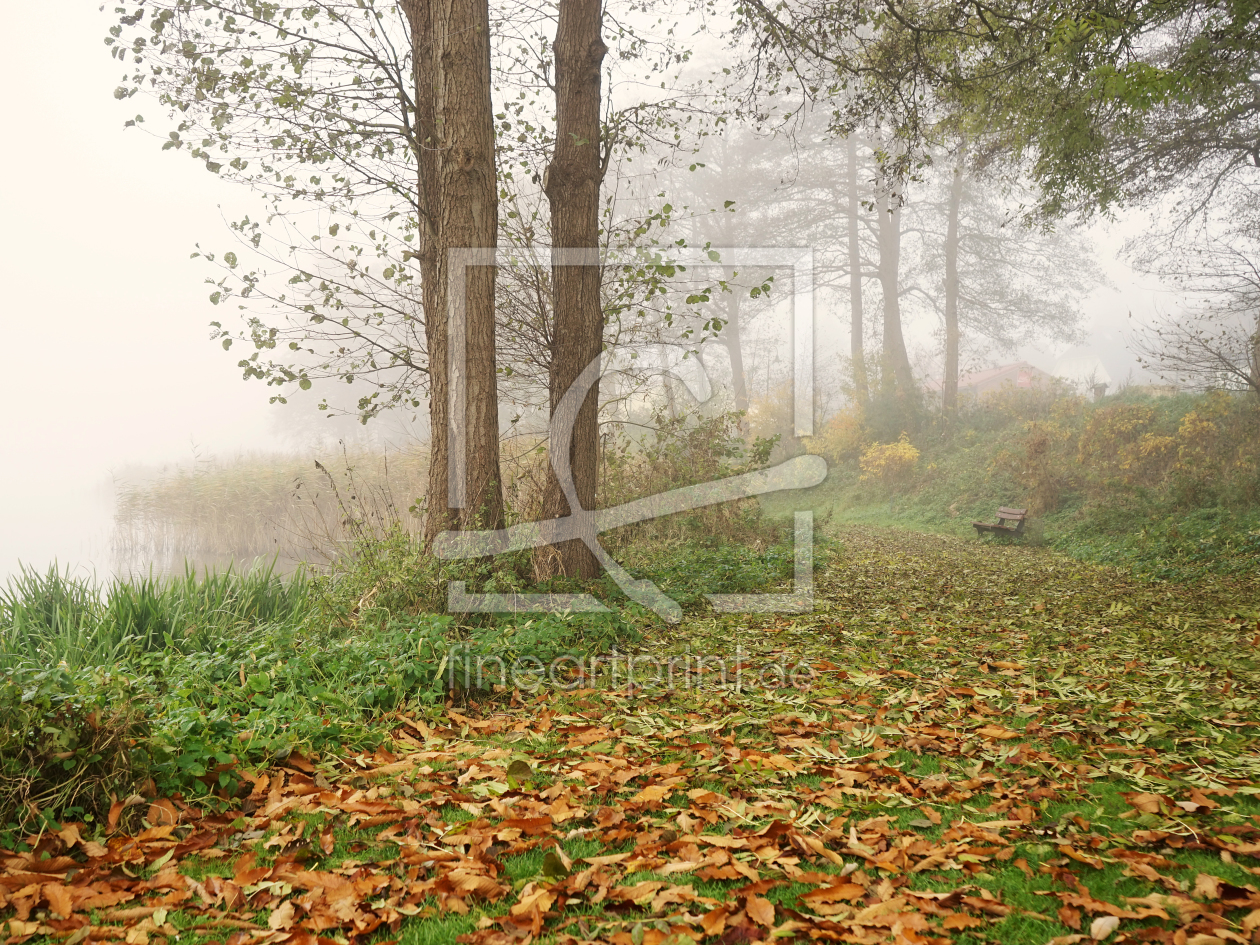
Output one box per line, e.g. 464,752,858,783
701,907,728,936
800,883,865,903
631,784,672,804
1058,904,1082,930
42,883,73,919
1121,792,1167,814
268,901,296,931
976,724,1021,740
746,895,775,927
146,800,179,826
1090,915,1120,940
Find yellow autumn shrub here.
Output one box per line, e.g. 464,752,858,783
859,434,920,488
1076,404,1176,487
805,405,867,461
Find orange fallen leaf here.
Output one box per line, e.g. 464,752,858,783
1121,792,1167,814
701,907,729,936
509,886,556,917
746,895,775,927
800,883,865,903
268,901,297,931
146,800,179,826
42,883,73,919
631,784,672,804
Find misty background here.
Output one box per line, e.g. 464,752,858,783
0,4,1177,584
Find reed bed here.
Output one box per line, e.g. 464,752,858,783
111,449,429,572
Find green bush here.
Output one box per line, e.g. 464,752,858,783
309,522,536,628
470,611,633,665
599,409,783,551
614,539,796,609
0,561,310,673
0,552,642,826
0,666,151,839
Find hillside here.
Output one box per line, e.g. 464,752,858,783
779,387,1260,583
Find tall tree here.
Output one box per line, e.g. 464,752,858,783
874,181,915,398
114,0,505,539
722,288,751,414
908,155,1096,392
846,134,869,407
733,0,1260,227
535,0,609,579
400,0,504,536
942,143,964,415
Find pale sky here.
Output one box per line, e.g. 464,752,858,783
0,4,1178,583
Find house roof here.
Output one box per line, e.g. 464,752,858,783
923,361,1055,393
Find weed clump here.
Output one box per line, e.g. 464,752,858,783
0,666,150,836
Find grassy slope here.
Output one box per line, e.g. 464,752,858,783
767,396,1260,583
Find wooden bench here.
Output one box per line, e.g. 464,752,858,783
973,507,1027,537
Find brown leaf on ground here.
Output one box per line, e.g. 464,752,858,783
745,895,774,927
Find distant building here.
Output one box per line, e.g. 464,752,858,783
925,361,1058,399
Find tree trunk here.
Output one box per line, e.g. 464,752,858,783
943,145,965,416
725,287,749,414
401,0,450,542
1249,314,1260,401
403,0,504,540
846,135,869,408
536,0,608,579
875,183,915,398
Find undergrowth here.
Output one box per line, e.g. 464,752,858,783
792,386,1260,582
0,406,801,839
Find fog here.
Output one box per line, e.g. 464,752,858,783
0,4,289,581
0,5,1180,585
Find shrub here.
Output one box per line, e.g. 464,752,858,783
745,382,798,458
0,666,150,839
806,404,867,462
456,611,636,689
813,386,1259,579
598,409,783,552
859,435,920,489
1,562,312,674
613,538,800,610
974,383,1075,427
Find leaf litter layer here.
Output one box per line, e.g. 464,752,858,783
4,525,1260,945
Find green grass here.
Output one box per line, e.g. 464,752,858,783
0,559,311,672
0,553,646,839
6,520,1260,944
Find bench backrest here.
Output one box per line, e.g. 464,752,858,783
997,507,1027,522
